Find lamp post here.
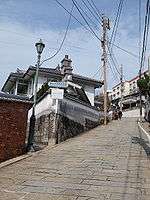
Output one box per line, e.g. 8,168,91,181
27,39,45,151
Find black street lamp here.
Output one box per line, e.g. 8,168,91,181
27,39,45,151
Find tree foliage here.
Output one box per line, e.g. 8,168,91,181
137,73,150,96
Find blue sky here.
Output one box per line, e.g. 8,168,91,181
0,0,147,89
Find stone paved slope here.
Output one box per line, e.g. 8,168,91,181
123,108,145,118
0,118,150,200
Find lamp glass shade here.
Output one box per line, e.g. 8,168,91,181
35,39,45,54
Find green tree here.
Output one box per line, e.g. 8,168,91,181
137,72,150,96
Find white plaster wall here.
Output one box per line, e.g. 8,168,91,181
84,86,95,106
28,94,56,120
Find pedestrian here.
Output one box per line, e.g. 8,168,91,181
118,110,123,120
113,110,118,120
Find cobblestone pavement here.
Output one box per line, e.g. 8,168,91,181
0,118,150,200
141,121,150,134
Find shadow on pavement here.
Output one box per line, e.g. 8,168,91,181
132,136,150,157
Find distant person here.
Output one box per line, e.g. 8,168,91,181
109,109,113,120
113,110,118,120
118,110,123,120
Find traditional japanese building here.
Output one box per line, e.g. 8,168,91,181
2,55,103,106
1,55,104,146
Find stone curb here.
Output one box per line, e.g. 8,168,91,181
138,120,150,143
0,154,32,169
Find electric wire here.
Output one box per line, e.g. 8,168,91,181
91,66,103,79
139,0,142,67
107,43,126,81
71,0,101,41
40,4,74,66
55,0,138,59
90,0,103,18
71,0,99,29
140,0,150,72
108,60,120,83
111,42,138,58
109,0,124,51
107,44,121,76
54,0,92,33
81,0,102,23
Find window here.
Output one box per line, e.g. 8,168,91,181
17,83,28,96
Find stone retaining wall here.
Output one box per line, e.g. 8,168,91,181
32,95,101,146
34,112,56,145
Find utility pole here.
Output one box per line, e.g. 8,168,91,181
120,65,123,112
101,16,110,125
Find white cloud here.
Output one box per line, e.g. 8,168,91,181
0,18,144,91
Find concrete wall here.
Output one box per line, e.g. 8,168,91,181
84,86,95,106
28,94,57,145
0,100,31,163
28,94,56,119
32,94,101,146
55,98,100,143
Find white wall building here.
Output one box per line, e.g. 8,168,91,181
110,81,130,101
110,70,148,101
1,55,103,106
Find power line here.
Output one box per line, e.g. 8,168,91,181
107,44,121,75
139,0,142,67
40,4,74,66
71,0,99,29
110,42,138,58
71,0,101,41
81,0,102,24
55,0,138,59
91,66,103,78
90,0,103,19
140,0,150,72
109,0,125,51
107,43,126,81
54,0,92,33
108,60,120,83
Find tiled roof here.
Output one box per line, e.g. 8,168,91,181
28,66,103,84
0,92,32,103
2,66,103,91
28,66,61,75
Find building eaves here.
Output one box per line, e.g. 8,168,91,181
26,66,103,87
1,72,24,91
2,66,103,91
26,66,61,75
73,74,104,86
0,92,32,104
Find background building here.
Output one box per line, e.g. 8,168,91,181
109,70,148,109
